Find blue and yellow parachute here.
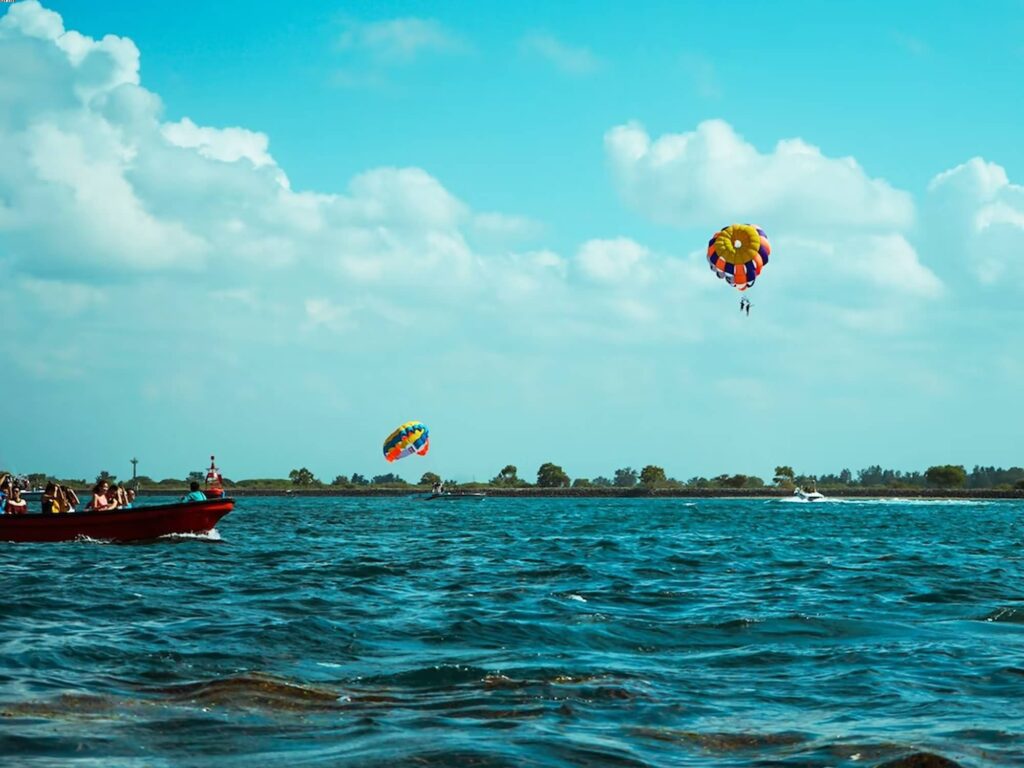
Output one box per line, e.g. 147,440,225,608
383,421,430,463
707,224,770,291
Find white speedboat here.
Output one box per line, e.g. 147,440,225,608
793,488,826,502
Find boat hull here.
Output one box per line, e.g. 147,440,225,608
0,498,234,543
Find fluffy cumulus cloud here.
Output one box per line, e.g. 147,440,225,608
0,0,692,356
924,158,1024,286
575,238,653,285
604,119,948,301
605,119,913,231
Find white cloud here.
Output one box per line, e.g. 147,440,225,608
471,212,543,244
575,238,652,284
520,32,600,75
337,17,465,64
925,157,1024,286
604,118,944,304
605,119,913,232
304,298,353,334
162,118,278,171
1,0,139,101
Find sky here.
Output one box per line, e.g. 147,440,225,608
1,0,1022,484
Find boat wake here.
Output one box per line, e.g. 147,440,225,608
72,534,115,544
159,528,222,541
795,497,994,507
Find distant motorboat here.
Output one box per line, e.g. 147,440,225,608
793,488,826,502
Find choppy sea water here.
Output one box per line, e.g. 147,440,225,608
1,496,1022,767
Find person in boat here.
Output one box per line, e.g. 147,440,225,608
0,474,11,511
106,484,124,510
181,481,206,503
124,489,136,509
60,485,81,513
85,480,115,512
41,482,60,514
5,487,28,515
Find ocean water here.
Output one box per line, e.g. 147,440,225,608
1,496,1022,767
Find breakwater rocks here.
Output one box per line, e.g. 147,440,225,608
138,487,1024,499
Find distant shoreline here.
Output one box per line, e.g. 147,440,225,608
136,487,1024,499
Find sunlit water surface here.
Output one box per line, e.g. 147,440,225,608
1,496,1022,766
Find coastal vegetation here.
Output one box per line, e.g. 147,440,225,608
4,464,1022,493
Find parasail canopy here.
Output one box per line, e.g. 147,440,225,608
383,421,430,463
707,224,770,291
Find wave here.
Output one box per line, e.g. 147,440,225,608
158,528,223,542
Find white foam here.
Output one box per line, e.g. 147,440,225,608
159,528,222,541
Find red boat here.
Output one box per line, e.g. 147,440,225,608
0,498,234,543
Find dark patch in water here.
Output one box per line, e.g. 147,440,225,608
875,752,964,768
632,727,808,751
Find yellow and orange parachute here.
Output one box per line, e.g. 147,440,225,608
383,421,429,463
707,224,770,291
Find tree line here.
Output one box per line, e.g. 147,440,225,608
6,463,1023,491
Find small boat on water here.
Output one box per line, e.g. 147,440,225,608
423,492,486,502
793,488,826,502
0,497,234,543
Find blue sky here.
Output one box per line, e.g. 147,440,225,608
1,0,1022,483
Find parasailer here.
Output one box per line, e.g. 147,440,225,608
707,224,770,306
383,421,430,463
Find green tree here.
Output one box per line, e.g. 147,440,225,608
925,464,966,488
537,462,570,488
372,473,406,485
772,466,795,486
350,473,369,486
640,465,667,486
419,472,441,487
491,464,520,485
96,470,117,484
289,467,317,486
1015,479,1024,491
572,478,592,488
331,475,350,486
716,474,750,489
613,467,638,487
591,476,612,487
